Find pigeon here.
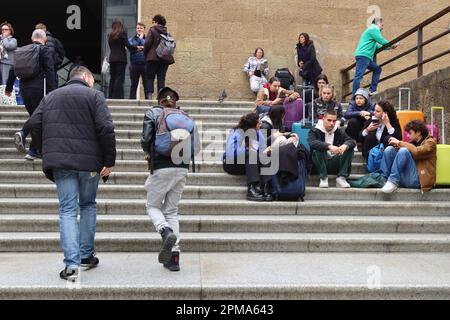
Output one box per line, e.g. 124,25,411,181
218,89,227,103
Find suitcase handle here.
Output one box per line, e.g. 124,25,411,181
299,85,315,126
399,87,411,111
431,106,445,144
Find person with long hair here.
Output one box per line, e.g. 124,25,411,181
307,84,344,127
296,33,323,87
0,22,17,85
243,47,269,94
361,100,402,160
223,113,273,202
108,20,133,99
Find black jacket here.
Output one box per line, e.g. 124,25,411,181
46,32,65,66
29,79,116,182
361,116,402,147
297,43,322,82
144,25,175,65
308,127,356,151
108,32,134,63
19,42,57,94
141,105,200,171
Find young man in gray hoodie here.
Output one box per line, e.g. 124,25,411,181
308,110,356,188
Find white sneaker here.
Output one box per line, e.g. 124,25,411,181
382,181,399,194
336,177,351,189
319,178,329,188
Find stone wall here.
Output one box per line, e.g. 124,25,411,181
140,0,450,100
373,66,450,143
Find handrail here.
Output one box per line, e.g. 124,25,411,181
340,6,450,100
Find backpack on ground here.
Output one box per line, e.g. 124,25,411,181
274,68,295,90
367,143,384,173
154,107,197,165
14,44,41,80
156,33,176,62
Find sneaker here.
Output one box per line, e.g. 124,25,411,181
24,150,41,161
319,178,329,188
159,228,177,264
60,267,79,282
164,252,180,272
336,177,351,189
81,253,99,268
369,91,378,96
382,181,399,194
14,131,26,153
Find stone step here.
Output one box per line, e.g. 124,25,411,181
0,199,449,216
106,99,255,109
0,171,369,187
0,159,368,174
1,252,448,300
0,148,366,164
2,215,450,234
0,120,238,131
1,231,450,252
1,184,449,202
0,112,245,122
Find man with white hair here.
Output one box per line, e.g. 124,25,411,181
14,29,56,160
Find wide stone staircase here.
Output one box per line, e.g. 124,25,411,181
0,99,449,300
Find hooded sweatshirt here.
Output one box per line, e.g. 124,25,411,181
308,121,356,155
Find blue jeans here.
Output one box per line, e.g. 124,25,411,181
380,147,421,189
54,170,101,269
352,56,382,96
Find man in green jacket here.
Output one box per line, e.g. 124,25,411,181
352,18,397,96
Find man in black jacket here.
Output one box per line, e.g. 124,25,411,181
141,87,200,272
28,66,116,282
14,29,57,160
308,110,356,189
36,23,65,83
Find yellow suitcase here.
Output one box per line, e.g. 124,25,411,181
432,107,450,186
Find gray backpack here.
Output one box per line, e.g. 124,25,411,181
156,33,176,62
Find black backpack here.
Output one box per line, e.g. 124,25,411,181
14,44,41,80
275,68,295,90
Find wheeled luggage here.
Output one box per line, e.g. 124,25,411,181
397,87,425,141
292,85,315,152
271,159,307,202
283,97,303,131
432,106,450,186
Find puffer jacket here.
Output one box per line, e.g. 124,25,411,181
28,79,116,182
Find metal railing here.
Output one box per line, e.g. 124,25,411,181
340,6,450,101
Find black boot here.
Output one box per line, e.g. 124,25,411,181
247,183,265,202
159,228,177,264
262,183,274,202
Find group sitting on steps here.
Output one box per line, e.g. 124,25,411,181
223,85,438,202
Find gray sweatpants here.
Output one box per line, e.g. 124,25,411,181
145,167,189,252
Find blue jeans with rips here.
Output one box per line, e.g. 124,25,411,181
54,170,101,269
380,146,421,189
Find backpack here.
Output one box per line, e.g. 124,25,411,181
155,33,176,62
154,107,196,159
274,68,295,90
367,143,384,173
14,44,41,80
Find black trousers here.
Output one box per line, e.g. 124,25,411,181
346,117,366,143
146,61,169,96
109,62,127,99
362,132,381,161
21,88,44,152
223,150,271,186
129,64,151,99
